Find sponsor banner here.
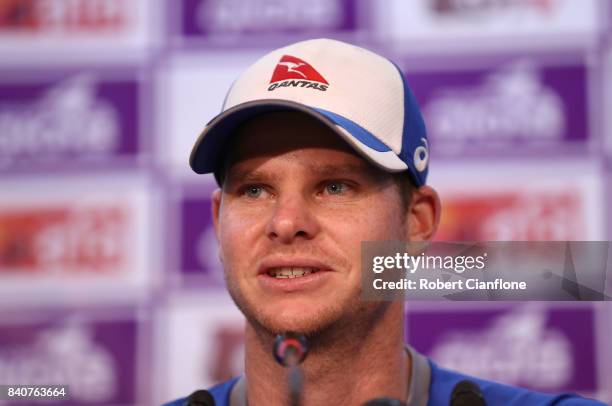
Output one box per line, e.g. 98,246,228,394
156,53,260,177
605,45,612,160
156,293,244,403
172,0,358,44
0,175,154,302
0,206,126,271
406,303,598,394
0,69,143,171
405,57,589,154
179,191,224,283
608,169,612,241
438,190,584,241
0,308,142,405
376,0,600,46
0,0,153,56
430,162,603,241
166,179,224,286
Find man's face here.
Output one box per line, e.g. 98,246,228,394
212,112,410,336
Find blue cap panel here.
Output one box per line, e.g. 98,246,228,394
392,62,429,187
312,108,392,153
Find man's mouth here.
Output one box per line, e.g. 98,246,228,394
266,267,321,279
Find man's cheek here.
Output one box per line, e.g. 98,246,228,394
219,239,249,273
218,236,237,272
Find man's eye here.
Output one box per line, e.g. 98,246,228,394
243,185,264,198
325,182,347,195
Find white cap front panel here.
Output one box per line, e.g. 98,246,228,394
223,38,406,154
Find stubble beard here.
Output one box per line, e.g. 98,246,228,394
225,271,390,350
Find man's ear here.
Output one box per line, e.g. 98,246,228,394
407,185,441,241
211,188,222,241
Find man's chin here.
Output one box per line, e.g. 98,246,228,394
228,288,351,337
249,306,340,337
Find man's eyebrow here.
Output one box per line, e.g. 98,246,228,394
224,168,282,185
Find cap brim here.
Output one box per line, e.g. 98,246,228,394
189,99,408,176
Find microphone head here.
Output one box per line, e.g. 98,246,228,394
273,332,309,367
450,380,486,406
185,389,216,406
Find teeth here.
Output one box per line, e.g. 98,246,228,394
267,267,319,278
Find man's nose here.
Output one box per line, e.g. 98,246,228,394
265,194,320,244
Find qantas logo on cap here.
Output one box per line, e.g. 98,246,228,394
268,55,329,92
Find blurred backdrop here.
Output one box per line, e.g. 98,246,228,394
0,0,611,404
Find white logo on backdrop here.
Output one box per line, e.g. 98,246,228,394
23,0,127,30
0,75,119,164
33,208,127,271
198,0,343,32
429,304,572,389
0,321,117,402
481,196,579,240
424,62,565,145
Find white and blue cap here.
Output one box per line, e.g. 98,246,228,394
190,38,429,186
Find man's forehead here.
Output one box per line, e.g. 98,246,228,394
225,161,376,185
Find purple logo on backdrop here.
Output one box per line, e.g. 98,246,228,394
408,60,588,153
180,195,224,283
179,0,357,38
0,314,137,404
0,71,139,169
406,304,597,392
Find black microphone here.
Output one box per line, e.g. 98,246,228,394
450,380,486,406
363,397,407,406
273,332,309,406
185,389,215,406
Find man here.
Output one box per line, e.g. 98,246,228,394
165,39,605,405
